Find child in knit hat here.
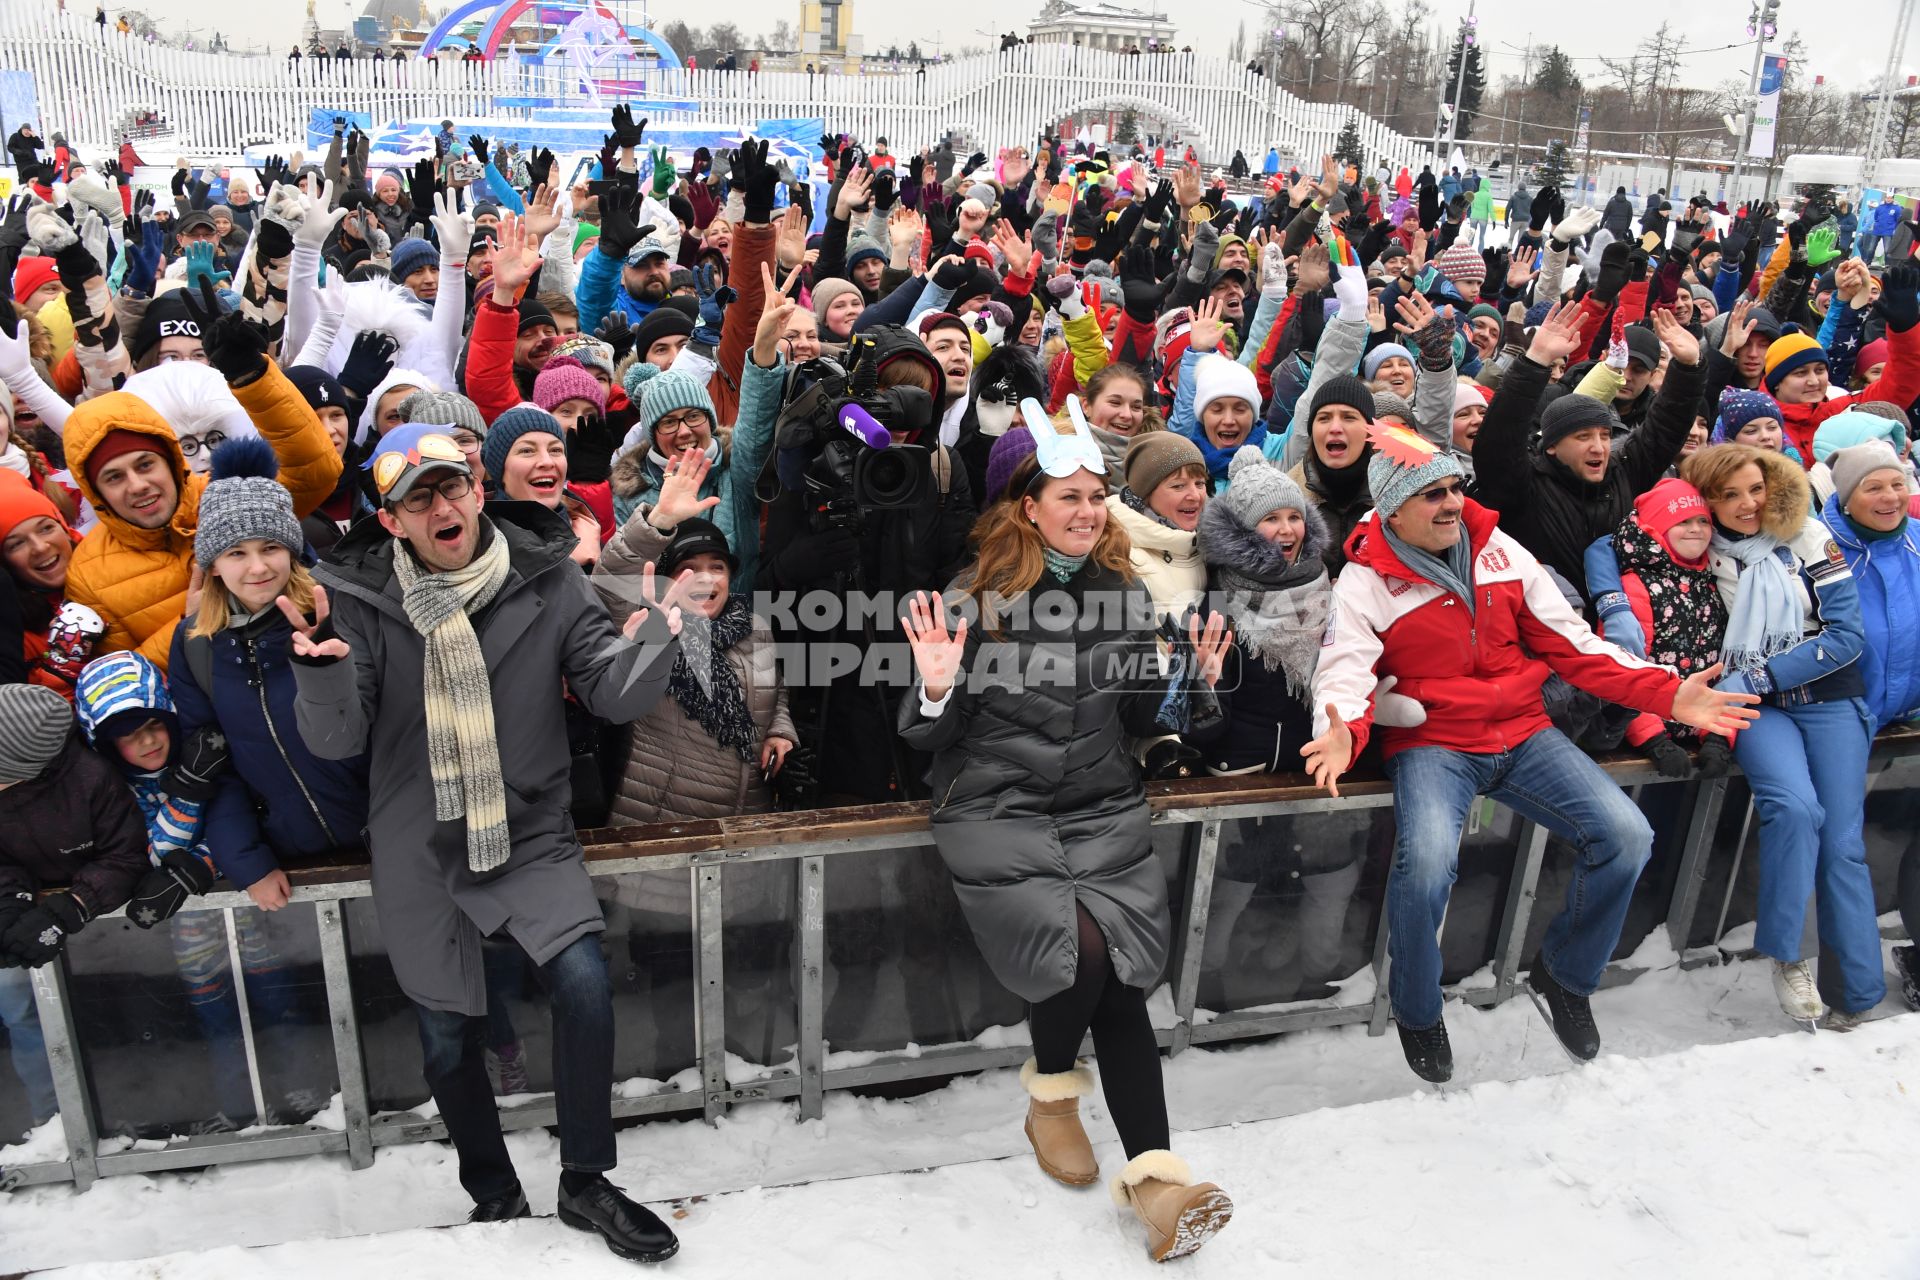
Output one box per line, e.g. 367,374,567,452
533,356,618,534
1712,387,1796,461
1106,431,1209,620
1589,478,1733,779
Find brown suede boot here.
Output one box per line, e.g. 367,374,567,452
1021,1058,1099,1187
1110,1149,1233,1262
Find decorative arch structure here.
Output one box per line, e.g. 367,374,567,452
1052,93,1208,151
417,0,677,64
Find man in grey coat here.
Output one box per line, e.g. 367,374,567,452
285,423,686,1261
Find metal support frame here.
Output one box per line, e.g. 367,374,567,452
220,907,269,1125
29,957,98,1190
315,902,374,1170
19,739,1919,1189
693,861,728,1124
1167,820,1220,1057
1491,821,1550,1003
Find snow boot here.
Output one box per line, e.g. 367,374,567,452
1110,1150,1234,1262
1894,945,1920,1012
1773,960,1826,1026
1823,1007,1870,1033
1527,958,1601,1061
1021,1059,1099,1187
1396,1018,1453,1083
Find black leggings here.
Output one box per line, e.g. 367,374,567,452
1027,904,1170,1159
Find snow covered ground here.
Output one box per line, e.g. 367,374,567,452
6,942,1917,1278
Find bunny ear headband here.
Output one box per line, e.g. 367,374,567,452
1022,395,1108,483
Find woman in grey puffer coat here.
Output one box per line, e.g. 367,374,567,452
898,427,1236,1263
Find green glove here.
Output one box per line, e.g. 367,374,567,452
1805,224,1840,269
650,145,675,199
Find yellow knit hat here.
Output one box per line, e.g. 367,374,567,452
1762,332,1827,391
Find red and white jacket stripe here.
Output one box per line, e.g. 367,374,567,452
1312,500,1680,762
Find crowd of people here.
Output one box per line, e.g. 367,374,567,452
0,100,1917,1262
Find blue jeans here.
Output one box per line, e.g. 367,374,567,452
1734,700,1886,1014
415,933,615,1203
1385,729,1653,1029
0,966,57,1125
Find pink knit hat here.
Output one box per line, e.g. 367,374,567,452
1433,242,1485,291
531,356,607,415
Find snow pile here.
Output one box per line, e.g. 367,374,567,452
5,948,1915,1277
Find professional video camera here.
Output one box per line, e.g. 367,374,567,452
767,333,938,532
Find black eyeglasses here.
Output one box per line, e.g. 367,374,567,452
396,473,474,514
178,430,227,457
655,409,711,434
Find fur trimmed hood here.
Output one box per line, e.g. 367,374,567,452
1198,483,1331,584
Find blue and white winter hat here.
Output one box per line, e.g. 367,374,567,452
75,650,176,748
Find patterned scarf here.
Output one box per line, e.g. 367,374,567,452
667,595,758,762
1042,547,1090,582
392,524,513,873
1710,528,1803,674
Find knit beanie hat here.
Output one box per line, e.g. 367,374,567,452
1856,338,1890,374
11,256,58,307
1122,430,1204,498
812,278,863,330
1812,408,1906,463
0,683,71,783
194,437,305,569
636,371,717,445
1633,477,1709,545
1762,332,1828,390
1453,383,1488,415
550,334,614,381
983,426,1038,504
1712,387,1783,443
1306,375,1375,426
1371,390,1413,425
1366,426,1463,518
1153,307,1194,364
283,365,351,415
1828,440,1906,511
481,404,564,483
1539,393,1621,450
1854,400,1912,441
532,356,608,415
632,299,697,356
1465,303,1502,327
1191,354,1262,421
845,231,887,272
1221,445,1309,528
388,236,438,284
399,389,487,437
0,470,68,541
1362,343,1414,382
1433,242,1485,291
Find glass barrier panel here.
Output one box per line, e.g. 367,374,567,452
719,860,798,1074
236,903,340,1125
1196,807,1389,1015
598,871,700,1091
0,967,54,1148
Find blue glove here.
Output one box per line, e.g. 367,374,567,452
122,227,163,296
1592,592,1647,659
692,283,735,348
183,240,230,291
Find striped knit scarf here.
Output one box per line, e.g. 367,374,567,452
393,527,513,873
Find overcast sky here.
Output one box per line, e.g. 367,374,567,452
118,0,1913,89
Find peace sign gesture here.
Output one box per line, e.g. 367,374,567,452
752,259,803,366
276,585,350,661
624,561,692,639
905,591,969,702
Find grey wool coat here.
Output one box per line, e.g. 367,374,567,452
896,561,1174,1003
292,502,680,1013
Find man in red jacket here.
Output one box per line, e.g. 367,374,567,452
1301,426,1758,1083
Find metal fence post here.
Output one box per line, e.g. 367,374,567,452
794,856,826,1122
693,863,729,1124
315,901,374,1170
29,956,98,1190
1491,821,1549,1003
1664,778,1729,957
1168,820,1221,1057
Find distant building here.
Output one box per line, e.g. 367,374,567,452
1026,1,1175,51
799,0,864,64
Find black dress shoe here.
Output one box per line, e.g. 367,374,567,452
557,1174,680,1263
468,1185,531,1223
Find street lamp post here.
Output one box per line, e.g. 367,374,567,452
1442,2,1477,166
1727,0,1779,209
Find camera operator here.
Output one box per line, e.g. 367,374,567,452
761,327,977,804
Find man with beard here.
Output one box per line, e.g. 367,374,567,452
573,183,675,330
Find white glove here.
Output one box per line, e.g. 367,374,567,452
1576,229,1615,285
1372,675,1427,728
0,319,34,384
294,179,347,250
1332,261,1368,322
431,190,473,263
26,199,77,254
262,182,306,235
1551,205,1602,250
65,171,123,231
1260,239,1289,300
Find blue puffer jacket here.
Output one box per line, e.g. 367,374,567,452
1821,494,1920,732
168,609,370,889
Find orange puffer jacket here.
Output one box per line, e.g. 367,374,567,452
63,360,342,670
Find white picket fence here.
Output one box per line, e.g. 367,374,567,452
0,4,1426,170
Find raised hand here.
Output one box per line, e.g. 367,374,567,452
621,560,691,639
650,447,723,529
835,165,872,220
610,104,645,149
992,221,1034,277
775,203,808,269
293,178,347,250
1187,611,1233,688
1649,306,1699,367
734,137,780,222
1173,162,1203,211
1720,296,1757,357
466,133,489,169
905,591,969,702
1188,294,1229,353
522,183,562,241
277,585,349,661
431,188,473,262
488,212,542,302
1300,704,1353,797
1292,240,1330,295
888,204,925,256
1525,299,1586,365
596,311,634,362
180,278,269,385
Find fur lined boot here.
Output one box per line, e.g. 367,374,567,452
1110,1149,1233,1262
1021,1059,1099,1187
